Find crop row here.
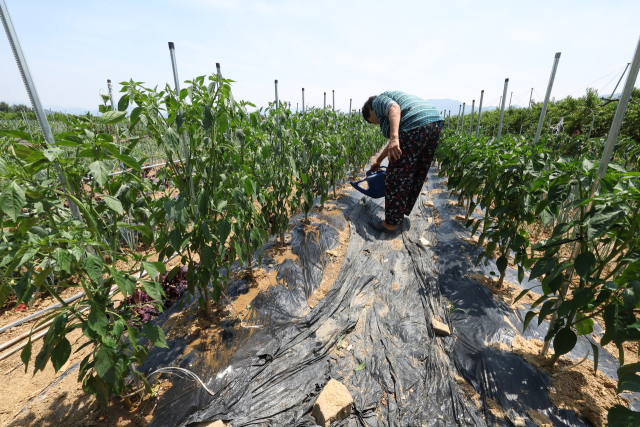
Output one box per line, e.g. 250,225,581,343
436,123,640,424
0,73,383,408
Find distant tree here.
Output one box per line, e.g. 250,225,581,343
10,103,32,113
0,102,9,112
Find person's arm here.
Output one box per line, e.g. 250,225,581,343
371,144,390,170
387,104,402,160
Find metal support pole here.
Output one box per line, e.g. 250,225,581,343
469,100,475,134
348,99,352,129
533,53,561,144
548,116,553,134
541,37,640,356
456,105,461,132
528,88,534,109
609,63,631,99
0,0,83,220
167,42,195,205
332,90,335,111
476,90,484,138
107,79,125,170
302,88,305,114
460,103,466,134
496,78,509,140
274,79,279,108
519,123,523,135
508,92,513,109
324,92,326,109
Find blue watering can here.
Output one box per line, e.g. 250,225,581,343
350,166,386,199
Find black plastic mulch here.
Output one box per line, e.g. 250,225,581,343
136,167,638,427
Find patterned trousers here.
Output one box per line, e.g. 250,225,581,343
385,121,443,225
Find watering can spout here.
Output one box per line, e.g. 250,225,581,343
350,180,376,198
349,166,386,199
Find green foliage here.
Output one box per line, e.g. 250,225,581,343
0,72,382,410
437,104,640,423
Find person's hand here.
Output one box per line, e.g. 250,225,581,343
370,159,381,171
388,137,402,161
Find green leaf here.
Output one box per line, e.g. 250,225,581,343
354,361,366,371
523,311,537,332
0,284,11,308
92,376,110,409
33,267,55,286
102,195,123,214
496,255,508,274
51,338,71,373
588,338,599,374
542,261,573,286
117,94,129,111
113,319,126,341
622,288,640,311
142,280,164,302
113,154,142,171
538,300,557,326
588,206,625,241
162,128,181,155
143,323,168,348
0,129,31,140
216,114,228,132
110,268,137,297
617,362,640,393
142,261,166,281
89,161,110,186
607,404,640,427
99,110,127,124
94,345,116,379
218,220,231,245
168,228,182,252
84,254,104,283
42,147,63,162
553,327,577,356
202,105,214,130
197,190,210,216
574,312,594,336
88,301,108,337
53,249,72,274
557,289,594,317
21,337,32,373
530,257,555,280
574,252,596,280
201,244,215,270
0,181,26,222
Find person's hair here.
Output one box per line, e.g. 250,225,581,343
362,95,377,122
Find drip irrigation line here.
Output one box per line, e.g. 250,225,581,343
0,292,86,335
121,367,217,398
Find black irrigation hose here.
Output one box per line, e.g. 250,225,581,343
534,235,585,251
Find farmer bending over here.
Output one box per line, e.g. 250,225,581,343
363,91,444,233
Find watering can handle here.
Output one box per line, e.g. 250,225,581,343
350,177,374,197
367,165,387,177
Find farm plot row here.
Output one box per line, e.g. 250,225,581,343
0,73,383,410
435,128,640,425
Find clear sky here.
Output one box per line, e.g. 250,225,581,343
1,0,639,114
